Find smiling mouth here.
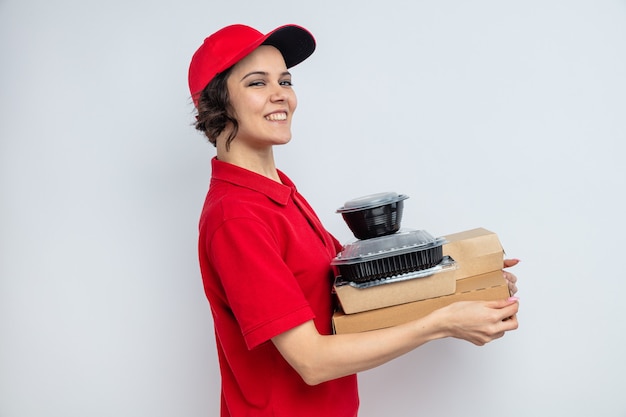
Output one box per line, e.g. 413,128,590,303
265,112,287,121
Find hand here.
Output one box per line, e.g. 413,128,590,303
503,258,520,295
437,298,519,346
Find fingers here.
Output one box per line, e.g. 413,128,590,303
445,299,520,345
484,296,518,309
499,298,519,331
482,301,519,344
503,270,517,284
503,270,518,295
503,271,517,286
503,258,520,268
469,319,517,346
485,297,520,322
503,259,520,294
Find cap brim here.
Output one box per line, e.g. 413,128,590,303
262,24,316,69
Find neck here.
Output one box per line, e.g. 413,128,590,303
216,142,281,182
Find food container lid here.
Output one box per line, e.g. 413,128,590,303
334,255,457,289
336,192,409,213
331,229,446,265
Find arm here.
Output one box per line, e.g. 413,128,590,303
272,297,519,385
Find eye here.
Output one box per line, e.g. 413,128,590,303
247,80,266,87
280,79,293,87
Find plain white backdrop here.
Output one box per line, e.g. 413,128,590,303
2,0,625,416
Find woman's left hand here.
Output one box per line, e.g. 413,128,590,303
503,258,520,295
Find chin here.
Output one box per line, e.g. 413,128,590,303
273,135,293,145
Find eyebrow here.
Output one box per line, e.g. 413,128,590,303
240,71,292,82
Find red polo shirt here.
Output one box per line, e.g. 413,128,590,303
198,158,359,417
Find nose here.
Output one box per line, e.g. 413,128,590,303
269,82,287,102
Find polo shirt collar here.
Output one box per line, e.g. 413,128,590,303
211,157,294,206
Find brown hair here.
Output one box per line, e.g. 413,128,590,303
194,66,239,150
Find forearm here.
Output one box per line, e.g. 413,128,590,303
273,313,449,385
273,298,519,385
316,314,448,383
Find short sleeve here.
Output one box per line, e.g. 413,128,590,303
207,217,315,349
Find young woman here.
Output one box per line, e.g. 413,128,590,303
188,24,519,417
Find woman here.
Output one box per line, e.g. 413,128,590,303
188,24,519,417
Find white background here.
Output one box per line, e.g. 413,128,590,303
2,0,626,416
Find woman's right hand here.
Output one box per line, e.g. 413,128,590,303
433,298,519,346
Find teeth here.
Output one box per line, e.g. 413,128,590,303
265,113,287,121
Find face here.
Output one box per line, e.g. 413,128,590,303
224,45,297,150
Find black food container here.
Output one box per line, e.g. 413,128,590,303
331,229,446,283
336,192,409,240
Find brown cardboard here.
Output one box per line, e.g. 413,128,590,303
442,228,504,280
334,268,456,314
332,270,510,334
